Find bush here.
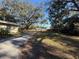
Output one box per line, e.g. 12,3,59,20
0,28,9,36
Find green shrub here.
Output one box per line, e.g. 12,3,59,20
0,28,9,35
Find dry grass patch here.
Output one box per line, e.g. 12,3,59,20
41,37,77,52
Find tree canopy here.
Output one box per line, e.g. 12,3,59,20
0,0,44,29
48,0,79,32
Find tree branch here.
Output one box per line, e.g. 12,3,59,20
72,0,79,10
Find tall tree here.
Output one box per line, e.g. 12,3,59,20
48,0,79,32
1,0,44,29
48,0,69,30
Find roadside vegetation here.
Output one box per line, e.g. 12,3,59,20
0,0,79,59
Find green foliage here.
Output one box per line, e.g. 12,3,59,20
48,0,69,29
48,0,79,32
0,28,9,35
0,0,44,29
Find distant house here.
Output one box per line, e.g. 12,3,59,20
0,20,19,35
